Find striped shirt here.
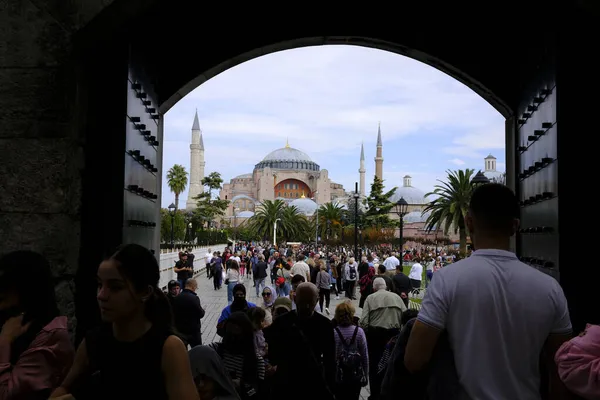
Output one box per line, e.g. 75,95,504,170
208,343,265,381
333,324,369,376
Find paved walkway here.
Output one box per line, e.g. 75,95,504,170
193,268,424,399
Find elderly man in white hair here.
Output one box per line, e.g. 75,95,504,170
359,277,407,400
264,282,336,399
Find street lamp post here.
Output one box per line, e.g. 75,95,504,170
233,207,240,248
353,182,359,259
312,191,319,250
168,203,176,250
394,197,409,254
273,218,281,247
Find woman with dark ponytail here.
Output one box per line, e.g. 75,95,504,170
50,244,199,400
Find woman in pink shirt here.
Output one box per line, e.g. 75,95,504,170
0,250,74,400
555,323,600,400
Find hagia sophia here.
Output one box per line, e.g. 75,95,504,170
184,111,504,239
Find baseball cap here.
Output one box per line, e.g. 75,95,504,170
272,297,292,312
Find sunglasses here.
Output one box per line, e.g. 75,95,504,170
262,292,272,297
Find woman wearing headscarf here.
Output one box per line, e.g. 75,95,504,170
259,286,277,327
216,284,256,337
189,345,240,400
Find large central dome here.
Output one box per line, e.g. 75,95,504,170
255,142,320,172
262,146,312,162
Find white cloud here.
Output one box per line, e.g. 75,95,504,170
162,45,505,208
449,158,466,166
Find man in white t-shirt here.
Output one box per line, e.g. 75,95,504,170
404,184,573,400
290,254,310,282
382,252,400,271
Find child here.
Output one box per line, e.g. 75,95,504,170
248,307,267,357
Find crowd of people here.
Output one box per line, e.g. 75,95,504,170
0,184,598,400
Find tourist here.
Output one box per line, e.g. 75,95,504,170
0,250,74,400
404,184,573,399
172,278,205,348
189,345,240,400
360,277,406,400
264,283,336,400
50,243,199,400
333,301,369,400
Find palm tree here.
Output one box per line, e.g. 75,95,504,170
280,206,310,242
317,202,344,240
422,169,475,256
246,199,309,243
247,200,287,241
166,164,188,210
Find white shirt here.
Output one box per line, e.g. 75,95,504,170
291,261,310,280
409,263,423,280
205,252,213,264
229,256,241,265
426,260,435,271
418,249,571,400
383,255,400,271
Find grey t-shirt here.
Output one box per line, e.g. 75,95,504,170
418,249,571,400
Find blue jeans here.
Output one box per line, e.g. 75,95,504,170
278,282,290,297
426,270,433,287
255,278,266,297
227,281,238,304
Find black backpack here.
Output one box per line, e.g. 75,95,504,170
348,264,357,280
334,326,367,386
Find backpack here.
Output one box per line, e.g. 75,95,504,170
348,264,357,280
334,326,367,386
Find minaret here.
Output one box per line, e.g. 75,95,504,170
359,142,366,196
186,110,206,210
374,122,384,180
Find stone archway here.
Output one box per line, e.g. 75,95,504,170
274,178,311,200
2,0,598,337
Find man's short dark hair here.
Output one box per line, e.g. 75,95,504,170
291,274,306,285
469,183,519,233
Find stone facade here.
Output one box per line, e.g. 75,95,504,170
220,142,346,220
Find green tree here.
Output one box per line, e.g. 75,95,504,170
246,199,309,243
317,202,345,240
202,171,224,198
160,208,186,244
364,176,397,228
166,164,188,210
423,169,476,256
194,171,228,229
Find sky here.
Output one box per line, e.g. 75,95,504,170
162,45,505,208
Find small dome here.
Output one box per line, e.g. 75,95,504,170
483,170,504,181
237,211,255,218
403,210,431,224
234,173,253,179
390,175,428,205
263,147,312,163
332,195,367,212
289,197,318,216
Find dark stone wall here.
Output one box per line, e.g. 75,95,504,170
0,0,113,332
